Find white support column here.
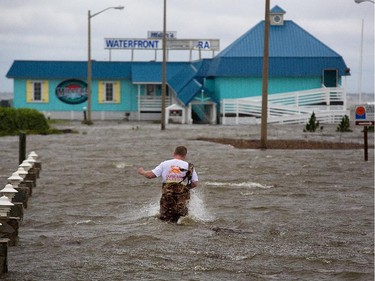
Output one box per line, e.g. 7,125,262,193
137,85,141,121
188,103,193,124
343,77,347,110
212,103,217,124
236,100,239,125
221,100,225,125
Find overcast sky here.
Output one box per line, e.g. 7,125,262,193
0,0,374,95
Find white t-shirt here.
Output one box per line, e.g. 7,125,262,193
152,159,198,184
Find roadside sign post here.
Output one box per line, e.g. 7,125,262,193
355,104,374,161
364,125,368,161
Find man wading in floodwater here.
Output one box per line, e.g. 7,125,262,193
137,146,198,223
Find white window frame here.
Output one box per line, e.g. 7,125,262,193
33,81,43,102
104,81,115,102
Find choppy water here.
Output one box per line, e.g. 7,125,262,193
0,122,374,281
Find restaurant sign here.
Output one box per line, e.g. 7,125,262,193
147,31,177,39
104,38,220,51
56,79,88,105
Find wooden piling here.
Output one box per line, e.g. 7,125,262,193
34,162,41,178
13,187,29,209
18,133,26,165
9,203,24,221
0,218,20,246
24,170,37,188
0,238,9,275
19,180,34,196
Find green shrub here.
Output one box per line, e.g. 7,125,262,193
336,115,352,132
303,112,323,132
0,108,50,136
0,108,17,134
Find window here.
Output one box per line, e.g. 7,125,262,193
105,82,114,102
26,80,49,103
98,81,120,104
33,82,42,101
146,85,156,97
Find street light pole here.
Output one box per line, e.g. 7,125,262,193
354,0,374,103
87,6,124,125
358,19,364,104
260,0,270,149
161,0,167,130
87,10,93,125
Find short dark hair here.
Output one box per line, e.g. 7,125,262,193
174,146,187,157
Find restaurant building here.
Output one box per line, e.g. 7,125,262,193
6,6,350,124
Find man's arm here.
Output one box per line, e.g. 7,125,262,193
138,167,157,179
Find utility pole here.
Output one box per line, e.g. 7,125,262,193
260,0,270,149
161,0,167,130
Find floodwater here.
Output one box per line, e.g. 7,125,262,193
0,121,373,281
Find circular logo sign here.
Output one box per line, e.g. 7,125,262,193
56,79,88,104
355,106,366,116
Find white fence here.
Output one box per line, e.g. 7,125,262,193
221,87,349,125
138,95,171,120
138,95,171,112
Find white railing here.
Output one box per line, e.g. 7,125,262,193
139,95,171,112
221,87,348,125
138,95,172,121
266,109,349,125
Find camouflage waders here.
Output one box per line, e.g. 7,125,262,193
160,183,190,222
159,163,194,223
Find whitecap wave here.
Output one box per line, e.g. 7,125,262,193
115,162,134,169
187,189,215,222
138,201,160,220
131,190,215,223
74,220,96,225
205,181,273,189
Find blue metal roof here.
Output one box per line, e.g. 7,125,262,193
178,79,202,105
93,61,132,79
131,62,159,83
217,20,344,58
168,64,198,93
6,60,131,79
192,59,213,78
7,61,86,79
6,60,133,79
270,5,286,14
208,18,349,77
131,62,189,83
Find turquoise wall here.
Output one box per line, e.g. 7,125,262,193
212,77,325,101
204,78,215,99
13,79,139,112
11,75,342,114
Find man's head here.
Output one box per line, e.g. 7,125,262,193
174,146,187,158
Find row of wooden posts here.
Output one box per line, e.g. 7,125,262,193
0,150,41,276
